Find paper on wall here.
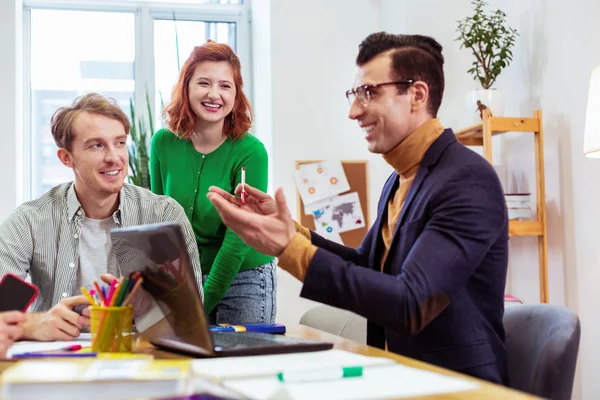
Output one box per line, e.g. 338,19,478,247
304,196,334,215
314,225,344,245
312,192,365,234
294,161,350,205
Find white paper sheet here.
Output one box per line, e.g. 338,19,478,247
303,196,335,215
224,364,479,400
7,337,92,358
294,161,350,205
82,360,148,380
312,192,365,234
314,227,344,244
191,350,393,381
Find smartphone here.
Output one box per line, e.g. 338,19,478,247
0,274,39,312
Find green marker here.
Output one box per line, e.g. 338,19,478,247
277,366,363,383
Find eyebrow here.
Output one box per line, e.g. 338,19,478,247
195,77,234,85
82,137,103,146
82,135,127,146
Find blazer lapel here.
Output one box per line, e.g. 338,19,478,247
395,166,429,232
395,129,457,231
369,173,399,269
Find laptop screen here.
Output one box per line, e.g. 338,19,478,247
110,222,214,355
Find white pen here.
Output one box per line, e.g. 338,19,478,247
241,166,247,205
277,366,363,383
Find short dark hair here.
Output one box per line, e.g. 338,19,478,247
356,32,445,116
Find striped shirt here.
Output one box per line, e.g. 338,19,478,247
0,182,204,312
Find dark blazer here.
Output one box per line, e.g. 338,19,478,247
300,129,509,385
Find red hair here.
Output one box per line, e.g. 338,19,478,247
164,40,252,140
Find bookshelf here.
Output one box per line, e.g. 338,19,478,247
455,109,549,303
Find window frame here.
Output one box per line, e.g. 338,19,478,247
22,0,250,200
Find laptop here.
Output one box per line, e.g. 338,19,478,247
110,222,333,357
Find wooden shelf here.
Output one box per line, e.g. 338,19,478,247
509,220,543,237
455,116,541,146
455,110,549,303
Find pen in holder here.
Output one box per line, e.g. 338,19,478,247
90,305,133,353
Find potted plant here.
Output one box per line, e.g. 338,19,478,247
128,12,177,190
456,0,519,122
128,92,155,189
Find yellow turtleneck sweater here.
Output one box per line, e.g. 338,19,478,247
379,118,445,269
278,119,445,281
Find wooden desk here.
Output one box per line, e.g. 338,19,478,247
0,326,542,400
138,324,542,400
285,325,542,400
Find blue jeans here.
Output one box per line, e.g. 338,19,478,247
202,261,277,324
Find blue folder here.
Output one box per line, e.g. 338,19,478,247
209,323,286,334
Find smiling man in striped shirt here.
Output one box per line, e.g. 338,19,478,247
0,93,202,342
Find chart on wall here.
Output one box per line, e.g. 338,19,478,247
295,160,369,248
312,192,365,235
293,161,350,206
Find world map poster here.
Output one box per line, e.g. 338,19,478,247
312,192,365,234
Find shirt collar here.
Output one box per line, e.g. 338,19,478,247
66,182,124,225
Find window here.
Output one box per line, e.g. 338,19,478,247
29,10,135,198
24,1,248,199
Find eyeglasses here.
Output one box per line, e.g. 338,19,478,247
345,80,415,107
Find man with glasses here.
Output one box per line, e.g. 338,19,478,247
207,32,509,384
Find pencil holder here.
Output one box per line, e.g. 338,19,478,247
90,306,134,353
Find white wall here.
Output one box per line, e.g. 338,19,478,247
269,0,391,223
260,0,393,326
402,0,568,305
0,0,23,221
250,0,274,194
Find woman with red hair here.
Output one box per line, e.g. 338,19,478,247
149,41,275,324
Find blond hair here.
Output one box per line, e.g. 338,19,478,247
50,93,131,150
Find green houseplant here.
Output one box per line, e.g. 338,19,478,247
456,0,519,120
456,0,519,90
127,92,155,189
128,12,178,189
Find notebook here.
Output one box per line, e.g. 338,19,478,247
190,349,393,381
223,364,479,400
1,359,190,400
190,350,479,400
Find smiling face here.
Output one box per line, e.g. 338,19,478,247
348,53,424,154
187,61,236,130
57,112,128,199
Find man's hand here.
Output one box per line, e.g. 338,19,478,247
22,296,91,341
99,273,118,290
209,184,277,216
207,187,295,256
0,311,26,358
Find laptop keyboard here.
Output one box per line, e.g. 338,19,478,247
212,332,309,349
